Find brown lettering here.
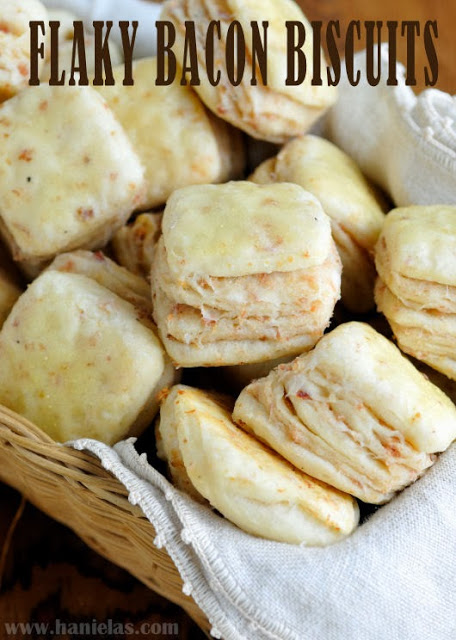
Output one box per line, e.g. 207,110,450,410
29,21,45,86
49,21,65,85
226,21,245,86
326,20,341,86
92,21,115,86
119,21,138,85
206,21,221,86
155,21,176,85
386,21,398,85
310,21,323,86
180,21,200,85
345,21,361,86
424,20,438,86
365,21,382,85
401,21,420,85
251,21,268,86
69,21,88,86
286,21,306,86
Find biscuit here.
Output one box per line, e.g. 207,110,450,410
0,85,145,274
233,322,456,504
96,58,245,209
151,181,341,367
0,0,47,101
160,0,337,143
375,206,456,380
48,250,152,319
111,212,163,280
250,135,387,312
0,270,177,444
157,385,359,545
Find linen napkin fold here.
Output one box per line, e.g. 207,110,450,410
325,45,456,206
70,437,456,640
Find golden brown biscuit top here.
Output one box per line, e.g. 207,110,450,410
377,205,456,286
162,181,333,278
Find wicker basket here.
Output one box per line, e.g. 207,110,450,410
0,405,210,635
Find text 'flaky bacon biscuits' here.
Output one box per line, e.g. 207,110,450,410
151,181,342,367
157,385,359,545
233,322,456,504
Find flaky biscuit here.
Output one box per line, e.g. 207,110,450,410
375,280,456,381
250,135,387,312
375,206,456,379
233,322,456,504
158,385,359,545
0,270,177,444
160,0,337,143
0,0,47,101
97,58,245,209
0,85,145,274
151,182,341,367
375,206,456,313
48,250,152,319
111,212,163,280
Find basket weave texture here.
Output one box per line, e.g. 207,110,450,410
0,405,210,634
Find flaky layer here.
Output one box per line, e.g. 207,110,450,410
160,0,337,142
233,322,456,503
158,385,359,546
111,212,163,280
375,279,456,382
152,240,341,367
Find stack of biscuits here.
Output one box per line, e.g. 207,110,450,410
0,0,455,547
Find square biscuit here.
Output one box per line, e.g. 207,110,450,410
0,85,146,271
96,58,245,209
234,322,456,503
0,270,176,444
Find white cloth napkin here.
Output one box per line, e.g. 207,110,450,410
42,0,161,58
71,437,456,640
325,45,456,206
38,3,456,638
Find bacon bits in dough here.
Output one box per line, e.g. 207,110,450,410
0,0,47,102
233,322,456,504
160,0,337,143
0,86,146,274
0,270,177,444
151,181,342,367
375,206,456,381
